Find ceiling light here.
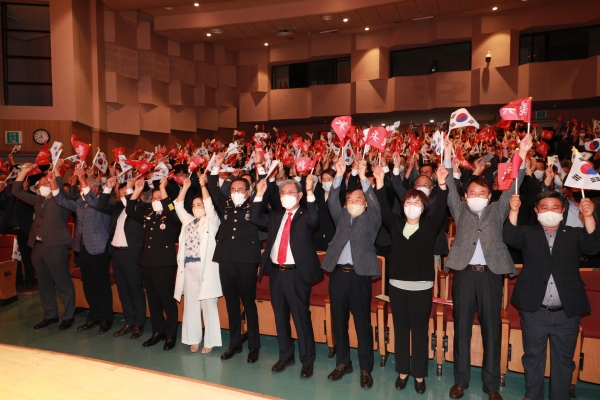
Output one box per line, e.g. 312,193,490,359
413,16,433,21
264,43,269,46
322,15,332,21
430,119,434,123
211,28,223,34
492,6,498,10
381,123,386,126
194,2,199,6
206,33,211,36
365,27,369,31
164,6,174,10
343,18,349,23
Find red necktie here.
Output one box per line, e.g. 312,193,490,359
277,212,293,265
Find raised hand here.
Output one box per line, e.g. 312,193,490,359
182,177,192,190
255,178,267,196
436,166,449,185
393,152,401,168
126,178,135,189
580,198,595,218
20,163,33,174
68,174,78,186
54,159,64,174
518,134,533,159
74,168,86,181
214,152,226,168
509,194,521,212
306,174,315,192
231,169,242,178
473,157,484,175
46,171,56,184
335,157,345,177
159,177,168,189
199,173,207,187
134,178,144,193
372,164,385,190
358,160,368,180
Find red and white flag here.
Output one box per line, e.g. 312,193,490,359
35,143,52,166
499,98,532,123
331,116,352,141
365,126,387,151
71,134,90,161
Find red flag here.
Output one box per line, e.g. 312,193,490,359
189,156,207,172
294,157,312,173
499,98,532,123
366,127,387,151
331,116,352,141
311,152,322,168
488,125,497,141
35,143,52,166
234,130,246,138
281,151,294,167
475,128,489,143
512,151,522,178
186,138,194,148
571,118,579,127
455,146,472,168
168,146,178,159
299,141,310,153
27,165,43,177
155,146,167,159
125,159,152,175
535,141,549,158
112,147,125,161
497,162,514,191
168,169,184,185
556,116,563,123
496,119,513,131
541,130,554,140
408,134,421,156
71,134,90,161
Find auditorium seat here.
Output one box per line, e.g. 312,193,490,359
70,267,120,314
325,255,384,359
506,272,582,394
577,269,600,384
0,234,18,306
438,270,510,385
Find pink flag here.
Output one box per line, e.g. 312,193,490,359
499,98,532,123
331,116,352,141
365,126,387,151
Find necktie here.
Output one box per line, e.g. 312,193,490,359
277,212,293,265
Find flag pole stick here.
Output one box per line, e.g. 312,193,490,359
582,189,586,198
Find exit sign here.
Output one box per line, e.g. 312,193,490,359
535,110,547,119
5,131,22,144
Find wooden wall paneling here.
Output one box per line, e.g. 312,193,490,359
0,120,73,154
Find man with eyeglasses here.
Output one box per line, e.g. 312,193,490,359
250,174,321,379
208,153,264,364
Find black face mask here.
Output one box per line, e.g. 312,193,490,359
572,192,583,202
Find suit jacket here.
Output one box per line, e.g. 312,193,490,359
0,185,34,234
311,182,337,250
503,221,600,317
11,179,71,248
250,200,323,283
321,180,382,276
445,165,525,275
53,182,112,256
96,192,144,256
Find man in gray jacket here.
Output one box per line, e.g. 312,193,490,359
321,158,382,389
443,135,532,400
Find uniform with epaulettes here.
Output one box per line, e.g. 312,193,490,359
213,198,262,264
137,207,180,267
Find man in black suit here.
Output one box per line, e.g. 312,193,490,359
503,191,600,400
126,177,181,350
250,175,322,379
97,177,146,339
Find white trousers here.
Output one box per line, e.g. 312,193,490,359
181,261,222,347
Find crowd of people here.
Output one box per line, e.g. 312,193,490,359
1,115,600,400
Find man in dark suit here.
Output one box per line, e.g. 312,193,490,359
321,158,381,388
503,191,600,400
96,177,146,339
50,168,113,334
126,177,181,350
208,153,263,363
250,175,322,379
11,163,75,330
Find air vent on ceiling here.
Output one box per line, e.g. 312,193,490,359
320,29,338,34
275,28,294,37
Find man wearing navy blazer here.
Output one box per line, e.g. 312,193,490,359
250,175,322,380
503,191,600,400
50,168,113,334
321,158,381,389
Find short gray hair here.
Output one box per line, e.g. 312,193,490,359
278,179,302,193
86,178,99,190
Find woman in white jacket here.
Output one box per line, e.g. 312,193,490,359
174,175,222,353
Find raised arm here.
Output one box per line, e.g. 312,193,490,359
126,179,148,223
159,177,181,228
200,174,220,230
305,174,319,230
250,178,271,228
443,140,463,220
427,167,449,233
48,171,77,212
497,135,532,220
11,163,37,206
328,157,346,224
578,198,600,254
207,152,227,213
373,164,398,231
96,176,119,214
502,194,526,249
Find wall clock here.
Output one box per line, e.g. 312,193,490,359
33,129,50,145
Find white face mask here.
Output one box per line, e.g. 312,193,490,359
533,170,545,180
152,200,163,213
554,175,563,187
101,177,107,185
293,176,301,182
416,187,431,197
404,205,423,219
346,204,366,218
322,182,333,192
120,197,127,206
281,195,298,210
537,210,563,227
39,186,51,197
397,166,405,174
193,207,206,219
466,197,489,212
231,192,246,206
579,133,586,138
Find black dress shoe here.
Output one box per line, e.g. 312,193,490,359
360,370,373,389
34,318,59,330
414,378,426,394
247,348,259,363
163,338,176,350
220,345,243,360
77,320,100,332
300,363,314,379
142,332,166,347
59,319,74,330
98,321,113,334
271,356,295,372
130,326,143,340
395,375,409,390
113,324,132,337
327,364,353,381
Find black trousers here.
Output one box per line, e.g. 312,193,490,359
521,307,580,400
142,265,178,338
12,227,34,285
389,285,432,378
79,245,113,323
219,263,261,349
452,269,504,392
112,248,146,326
270,268,315,366
329,268,374,372
31,242,74,320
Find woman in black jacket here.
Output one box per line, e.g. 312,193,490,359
312,168,344,251
373,164,448,394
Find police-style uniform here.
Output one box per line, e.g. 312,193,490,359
208,172,262,351
125,198,181,339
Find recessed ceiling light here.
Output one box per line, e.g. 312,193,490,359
264,43,269,46
343,18,349,23
381,123,386,126
211,28,223,34
164,6,174,10
430,119,434,123
322,15,332,21
365,27,369,31
206,33,211,36
492,6,498,10
194,2,199,6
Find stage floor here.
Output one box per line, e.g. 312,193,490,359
2,296,600,400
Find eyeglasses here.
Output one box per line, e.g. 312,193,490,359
280,191,298,197
229,188,248,194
